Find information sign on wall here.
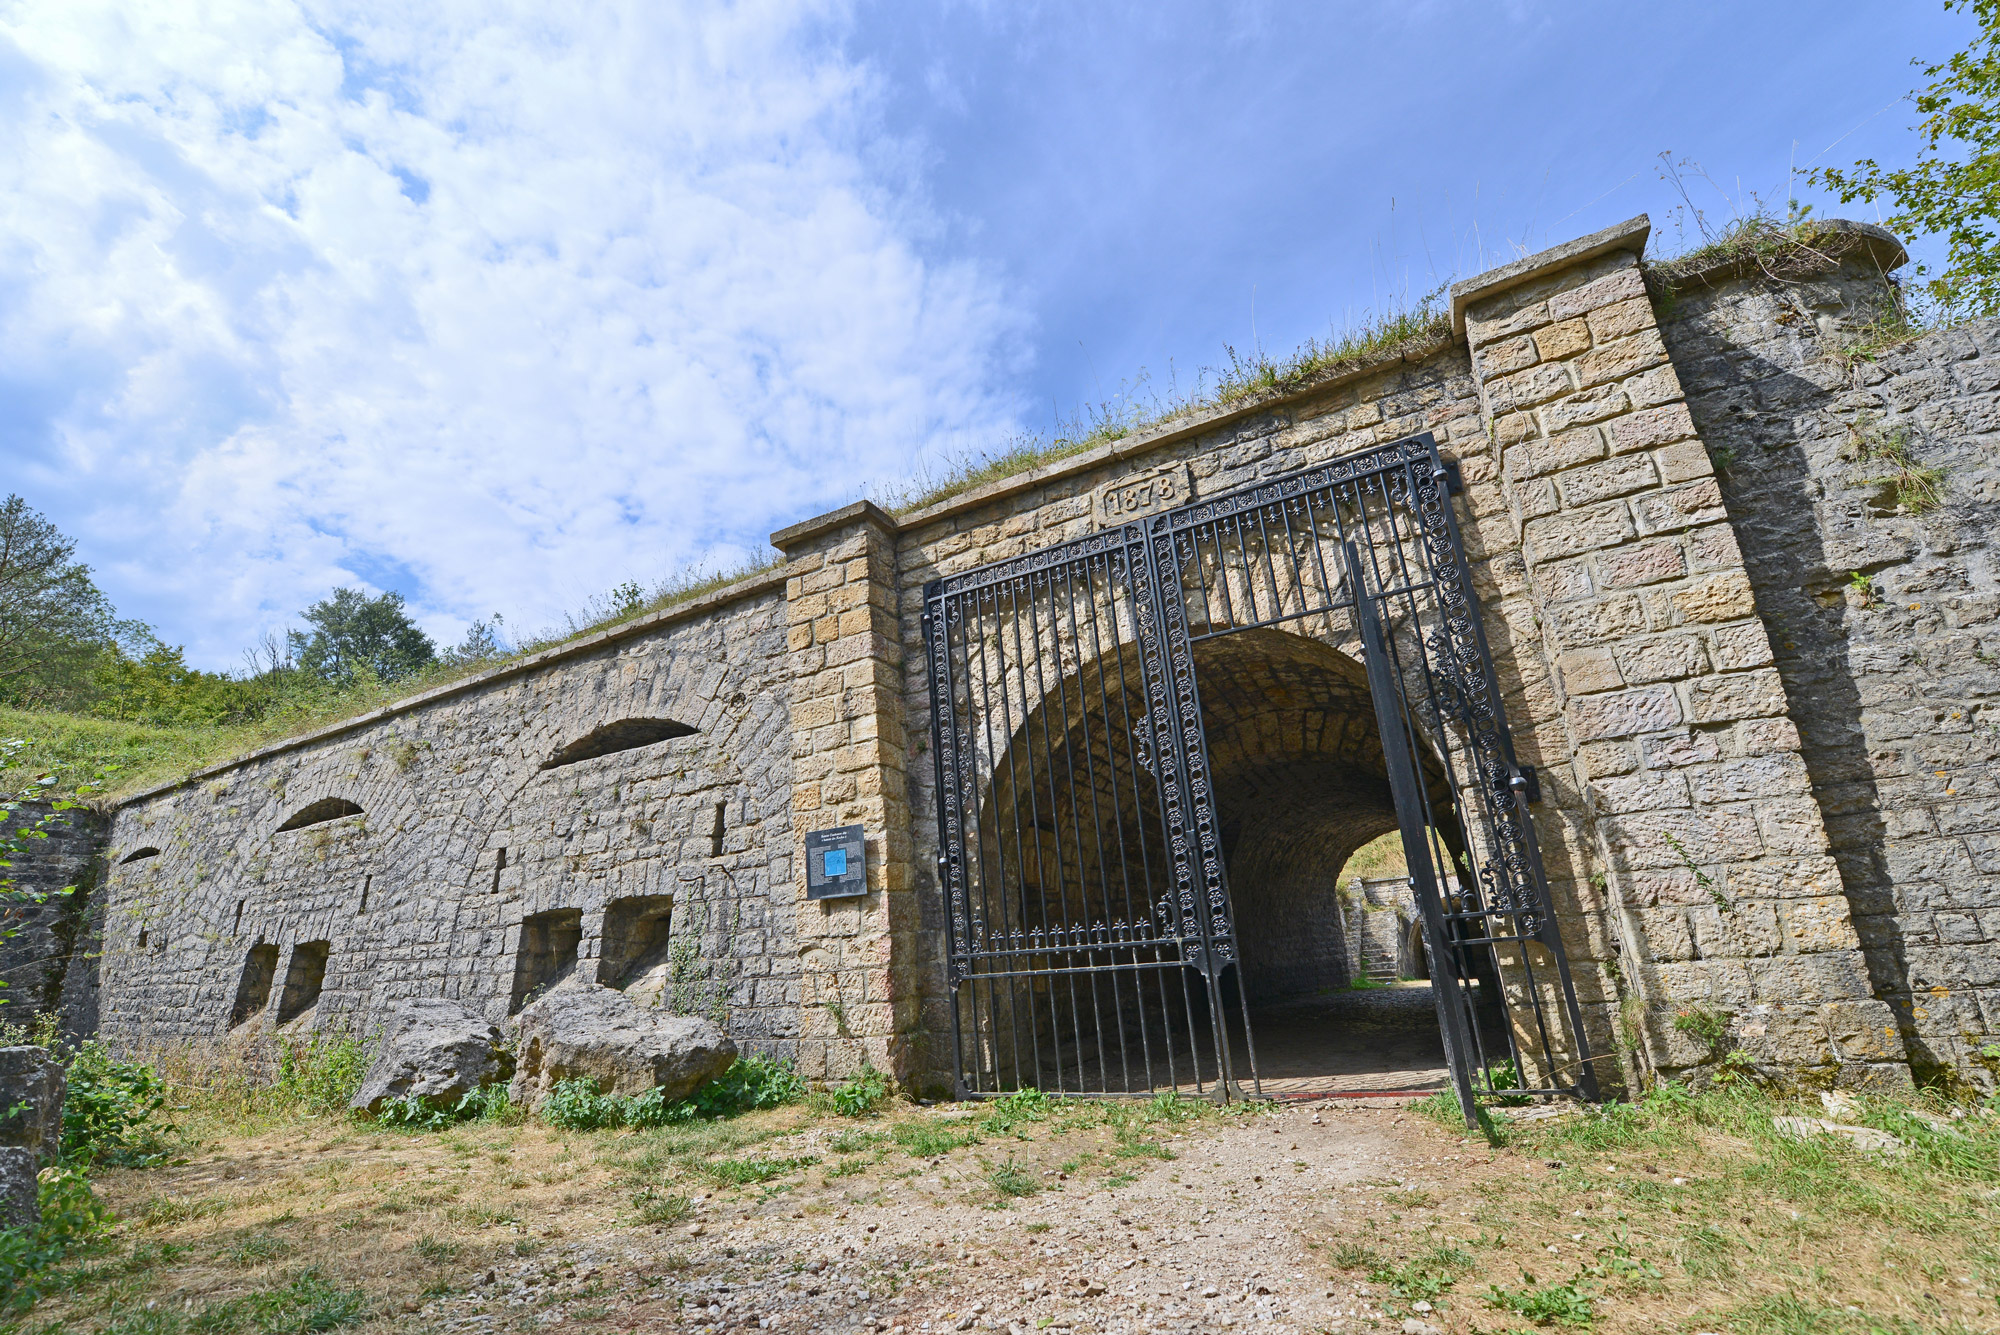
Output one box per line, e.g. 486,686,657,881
805,825,868,899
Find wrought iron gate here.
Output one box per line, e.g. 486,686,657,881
921,431,1600,1116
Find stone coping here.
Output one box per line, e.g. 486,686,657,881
115,561,798,808
1448,215,1654,335
1645,218,1907,292
769,499,898,555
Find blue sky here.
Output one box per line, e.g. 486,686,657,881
0,0,1974,668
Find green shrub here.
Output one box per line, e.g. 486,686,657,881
626,1055,806,1128
273,1034,369,1115
980,1087,1051,1133
375,1084,512,1131
0,1166,112,1310
1484,1059,1533,1107
62,1043,173,1167
691,1054,806,1116
829,1065,890,1118
540,1078,626,1131
539,1055,805,1132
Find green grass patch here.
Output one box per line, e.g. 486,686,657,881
698,1155,818,1186
892,1121,980,1157
1483,1273,1596,1328
984,1157,1044,1199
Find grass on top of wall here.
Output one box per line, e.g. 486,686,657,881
2,559,785,805
875,294,1452,517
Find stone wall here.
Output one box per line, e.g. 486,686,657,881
1661,233,2000,1088
1343,876,1416,984
98,572,801,1055
0,800,104,1036
1450,220,1908,1092
56,211,1972,1099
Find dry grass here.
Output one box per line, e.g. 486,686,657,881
1338,830,1409,883
12,1072,1997,1333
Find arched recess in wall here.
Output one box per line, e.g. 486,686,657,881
541,718,697,770
276,798,365,831
119,846,161,864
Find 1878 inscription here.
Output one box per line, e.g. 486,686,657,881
1095,462,1194,527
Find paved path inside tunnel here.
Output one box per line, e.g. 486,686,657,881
1236,982,1454,1096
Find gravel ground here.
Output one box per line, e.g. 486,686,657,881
417,1099,1479,1335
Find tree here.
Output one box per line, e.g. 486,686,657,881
287,588,436,684
1814,0,2000,316
442,615,508,667
0,496,121,709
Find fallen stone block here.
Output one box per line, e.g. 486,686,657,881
509,981,735,1109
350,999,511,1115
1771,1114,1906,1156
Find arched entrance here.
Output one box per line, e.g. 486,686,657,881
922,432,1599,1118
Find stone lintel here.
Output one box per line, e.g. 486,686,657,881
1451,215,1653,335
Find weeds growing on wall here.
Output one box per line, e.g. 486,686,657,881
1848,413,1950,514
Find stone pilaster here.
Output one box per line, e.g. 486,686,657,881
771,502,926,1088
1453,217,1910,1088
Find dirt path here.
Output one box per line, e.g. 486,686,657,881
64,1086,1999,1334
415,1099,1473,1334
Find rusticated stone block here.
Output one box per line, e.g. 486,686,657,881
1687,668,1789,722
1567,684,1683,741
1608,402,1697,453
1526,500,1636,562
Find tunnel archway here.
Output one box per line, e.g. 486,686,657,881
966,625,1468,1095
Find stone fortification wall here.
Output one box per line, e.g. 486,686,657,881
1344,876,1417,984
98,575,799,1055
1452,224,1905,1092
0,800,105,1036
1661,238,2000,1087
52,212,1952,1099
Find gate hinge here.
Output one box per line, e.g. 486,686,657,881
1432,458,1464,495
1509,765,1542,805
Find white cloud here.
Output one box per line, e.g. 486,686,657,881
0,0,1027,665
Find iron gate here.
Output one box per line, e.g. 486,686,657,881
921,431,1600,1117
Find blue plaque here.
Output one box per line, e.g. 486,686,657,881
805,825,867,899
